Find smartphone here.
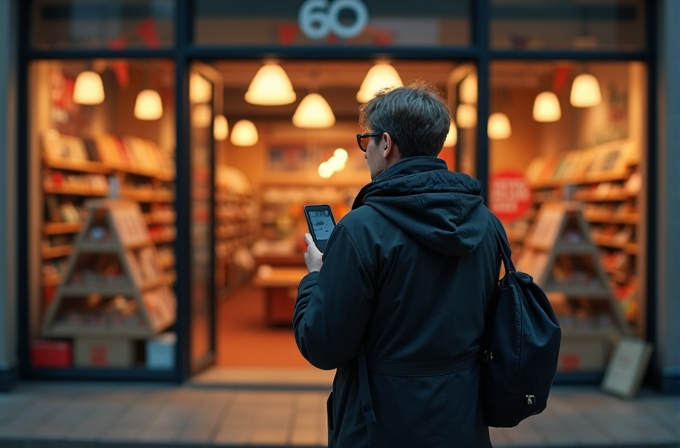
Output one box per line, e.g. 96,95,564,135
303,204,337,253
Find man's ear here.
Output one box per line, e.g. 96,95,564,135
382,133,396,159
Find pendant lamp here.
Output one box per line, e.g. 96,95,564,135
190,73,212,103
488,113,512,140
459,73,478,105
292,93,336,128
443,120,458,147
533,91,562,122
214,115,229,140
73,70,105,105
134,89,163,120
456,104,477,129
356,62,403,103
245,64,296,106
230,120,258,146
570,73,602,107
192,104,212,128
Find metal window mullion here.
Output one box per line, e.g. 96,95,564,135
473,0,490,204
173,0,191,382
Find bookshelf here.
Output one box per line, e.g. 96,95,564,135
40,129,176,302
516,202,630,373
512,139,643,335
42,200,176,339
215,166,259,300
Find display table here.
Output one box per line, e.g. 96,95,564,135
252,267,310,326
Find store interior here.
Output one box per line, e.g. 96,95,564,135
27,56,647,377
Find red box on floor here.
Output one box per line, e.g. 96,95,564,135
31,340,72,368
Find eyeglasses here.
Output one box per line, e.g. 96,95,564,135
356,132,383,152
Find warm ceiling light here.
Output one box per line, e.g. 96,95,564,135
533,91,562,122
245,63,296,106
192,104,212,128
134,89,163,120
327,156,345,171
488,113,512,140
318,162,334,178
214,114,228,140
73,70,105,105
356,62,404,103
460,73,477,104
443,120,457,147
334,148,348,162
230,120,258,146
570,73,602,107
456,104,477,128
190,73,212,103
292,93,336,128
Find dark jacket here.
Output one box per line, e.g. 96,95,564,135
294,156,500,448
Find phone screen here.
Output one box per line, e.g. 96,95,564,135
304,205,336,252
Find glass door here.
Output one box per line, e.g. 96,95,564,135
189,65,217,372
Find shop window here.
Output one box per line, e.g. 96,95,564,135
31,0,175,50
490,0,646,51
29,59,177,371
487,61,647,374
193,0,470,47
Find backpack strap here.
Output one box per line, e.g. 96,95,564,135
489,215,515,274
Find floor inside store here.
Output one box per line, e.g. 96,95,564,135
216,283,309,368
189,281,334,388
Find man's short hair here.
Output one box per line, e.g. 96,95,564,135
359,80,451,158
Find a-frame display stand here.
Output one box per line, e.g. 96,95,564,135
42,200,176,342
516,202,630,373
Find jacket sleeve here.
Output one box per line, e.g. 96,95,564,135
293,224,375,370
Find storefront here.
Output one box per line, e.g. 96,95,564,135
0,0,678,393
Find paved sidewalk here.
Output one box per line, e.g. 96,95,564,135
0,378,678,448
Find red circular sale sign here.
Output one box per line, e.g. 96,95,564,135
489,170,532,222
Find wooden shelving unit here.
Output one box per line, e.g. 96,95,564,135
42,200,176,340
512,139,643,336
214,166,259,301
516,202,630,373
40,131,177,304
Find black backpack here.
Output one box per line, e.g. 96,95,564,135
481,216,562,427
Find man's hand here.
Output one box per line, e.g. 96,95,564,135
304,233,323,272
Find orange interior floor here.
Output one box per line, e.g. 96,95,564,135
216,283,311,368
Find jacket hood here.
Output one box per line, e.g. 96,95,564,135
352,156,489,256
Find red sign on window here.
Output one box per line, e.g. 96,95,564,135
489,170,532,222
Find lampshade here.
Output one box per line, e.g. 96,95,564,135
533,91,562,122
443,120,458,147
570,73,602,107
191,103,212,128
292,93,336,128
356,63,403,103
230,120,258,146
190,73,212,103
73,70,105,105
134,89,163,120
488,113,512,140
245,64,296,106
456,104,477,128
214,114,229,140
460,73,477,105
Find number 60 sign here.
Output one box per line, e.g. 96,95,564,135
299,0,369,40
